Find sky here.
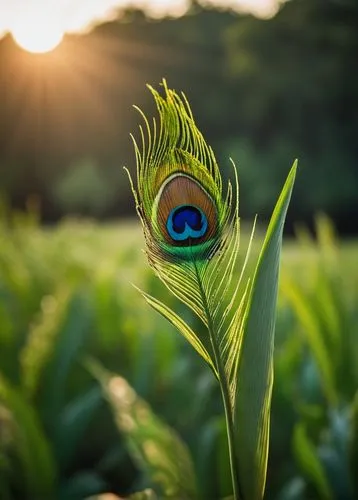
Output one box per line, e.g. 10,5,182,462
0,0,278,38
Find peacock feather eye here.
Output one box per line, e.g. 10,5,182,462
129,81,232,262
167,204,207,242
154,173,218,250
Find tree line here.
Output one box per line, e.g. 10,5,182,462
0,0,357,233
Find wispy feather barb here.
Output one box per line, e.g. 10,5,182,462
126,79,297,500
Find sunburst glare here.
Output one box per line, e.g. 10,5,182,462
11,5,64,53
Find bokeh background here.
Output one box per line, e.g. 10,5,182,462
0,1,357,499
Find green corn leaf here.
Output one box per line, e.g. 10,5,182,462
293,423,333,500
281,275,337,405
53,386,103,469
0,375,57,498
20,287,72,397
233,163,296,500
39,291,93,424
88,360,198,500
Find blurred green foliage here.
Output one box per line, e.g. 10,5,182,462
0,0,357,231
0,201,357,499
52,160,118,217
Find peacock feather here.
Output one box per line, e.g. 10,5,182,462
126,80,296,500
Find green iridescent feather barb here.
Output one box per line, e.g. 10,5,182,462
125,80,297,500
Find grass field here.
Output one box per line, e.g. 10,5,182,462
0,209,357,500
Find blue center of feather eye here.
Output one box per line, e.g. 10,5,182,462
166,205,208,242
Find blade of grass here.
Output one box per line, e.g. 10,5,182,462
0,375,57,498
87,360,198,500
234,162,297,499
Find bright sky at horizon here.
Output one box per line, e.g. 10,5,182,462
0,0,278,39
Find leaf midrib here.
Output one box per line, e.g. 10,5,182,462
192,260,243,500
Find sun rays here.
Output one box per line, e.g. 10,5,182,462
8,3,64,54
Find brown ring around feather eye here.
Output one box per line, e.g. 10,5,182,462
156,173,217,246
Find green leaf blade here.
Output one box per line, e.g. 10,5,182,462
0,375,57,498
138,287,217,375
234,162,297,500
281,276,337,404
293,423,333,500
89,362,198,500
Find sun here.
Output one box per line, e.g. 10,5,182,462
11,10,64,54
12,25,63,54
